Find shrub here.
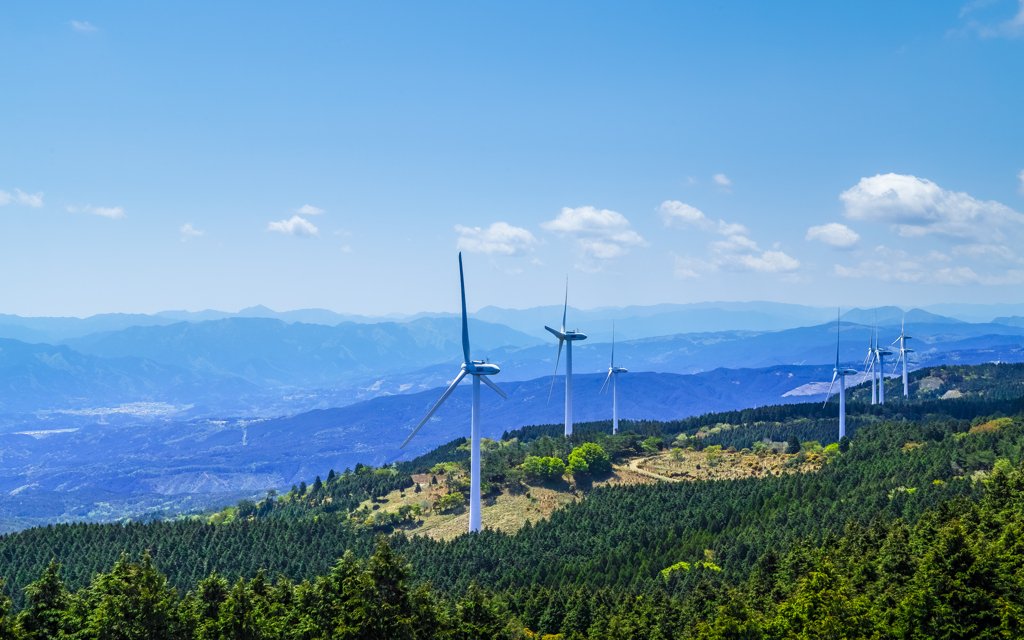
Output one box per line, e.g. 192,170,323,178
568,443,611,475
641,437,662,453
434,492,464,513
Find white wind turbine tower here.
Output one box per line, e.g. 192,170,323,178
875,324,893,405
824,310,859,439
400,253,506,534
599,322,627,434
892,315,914,398
546,279,587,436
862,322,877,405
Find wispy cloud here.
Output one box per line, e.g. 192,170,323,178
834,244,1024,285
296,204,324,215
71,20,97,31
1018,169,1024,194
806,222,860,248
713,174,731,186
67,204,124,219
657,201,748,235
840,173,1024,242
661,200,799,278
456,222,537,256
959,0,1024,37
0,189,44,207
180,223,205,241
541,206,646,262
267,215,318,237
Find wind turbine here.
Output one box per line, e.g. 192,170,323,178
824,310,859,440
875,324,893,405
892,315,914,398
545,279,587,436
599,322,627,434
400,253,506,534
862,322,877,405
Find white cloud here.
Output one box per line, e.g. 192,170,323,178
840,173,1024,241
657,201,748,235
1,189,44,207
341,245,353,253
713,174,731,186
297,204,325,215
71,21,96,31
456,222,537,256
67,204,124,219
972,0,1024,37
950,243,1020,262
834,244,1024,285
267,215,318,237
662,202,798,277
541,206,646,260
806,222,860,247
709,235,800,273
1018,169,1024,194
180,223,204,241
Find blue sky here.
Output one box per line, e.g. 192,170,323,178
1,1,1022,317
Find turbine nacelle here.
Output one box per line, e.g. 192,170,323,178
834,367,858,376
464,361,500,376
545,326,588,342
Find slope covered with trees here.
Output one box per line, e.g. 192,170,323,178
0,362,1021,637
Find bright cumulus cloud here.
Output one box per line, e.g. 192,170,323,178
840,173,1024,241
67,204,124,218
456,222,537,255
296,204,324,215
541,206,646,259
268,215,318,237
806,222,859,247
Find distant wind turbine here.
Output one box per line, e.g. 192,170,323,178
400,253,506,534
862,318,877,405
599,322,627,434
545,279,587,436
824,310,858,440
874,322,893,405
892,315,914,398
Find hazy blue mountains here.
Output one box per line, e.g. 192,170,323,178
63,317,542,387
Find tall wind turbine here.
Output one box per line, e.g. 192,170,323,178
862,322,877,405
892,315,914,398
824,310,859,440
400,253,506,533
545,279,587,436
599,322,627,434
875,324,893,405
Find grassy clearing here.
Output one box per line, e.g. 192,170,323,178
359,450,819,541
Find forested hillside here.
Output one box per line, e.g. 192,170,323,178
0,363,1022,637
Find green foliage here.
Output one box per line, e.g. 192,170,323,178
522,457,565,481
641,437,662,452
786,435,801,454
566,443,610,476
434,492,464,513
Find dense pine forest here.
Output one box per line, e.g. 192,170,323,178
0,362,1022,638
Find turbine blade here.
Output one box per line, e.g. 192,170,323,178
544,325,566,339
835,308,841,368
459,253,470,364
822,372,837,407
547,338,564,403
400,370,467,449
481,375,507,399
600,368,612,394
611,321,615,368
892,352,903,374
561,277,568,333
